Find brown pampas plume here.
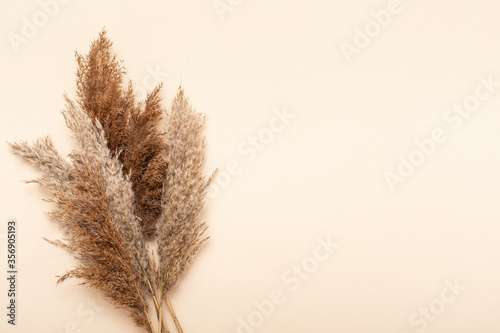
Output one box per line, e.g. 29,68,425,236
62,97,152,286
10,30,215,333
75,30,168,239
9,116,155,332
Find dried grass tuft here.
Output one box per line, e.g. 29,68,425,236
10,30,215,333
75,29,168,239
157,87,216,295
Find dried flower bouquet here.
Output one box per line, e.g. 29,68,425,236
9,30,214,333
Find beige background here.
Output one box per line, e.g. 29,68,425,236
1,0,500,332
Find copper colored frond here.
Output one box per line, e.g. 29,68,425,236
9,140,153,332
122,85,169,239
74,29,167,239
56,157,152,331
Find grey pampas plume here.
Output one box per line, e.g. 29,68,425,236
8,137,75,238
157,87,216,296
8,137,74,190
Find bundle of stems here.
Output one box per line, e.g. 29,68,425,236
9,30,214,333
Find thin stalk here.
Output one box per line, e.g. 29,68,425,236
158,303,163,333
144,309,156,333
134,249,169,333
152,293,169,333
165,295,183,333
143,268,169,333
157,276,169,333
145,255,183,333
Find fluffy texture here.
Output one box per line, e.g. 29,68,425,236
10,30,215,333
157,88,215,295
8,137,74,193
9,115,154,332
75,30,168,239
62,97,152,284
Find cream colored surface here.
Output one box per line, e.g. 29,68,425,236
1,0,500,332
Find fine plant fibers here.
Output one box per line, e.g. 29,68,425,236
74,33,168,240
9,30,214,333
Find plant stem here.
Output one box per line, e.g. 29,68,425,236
158,303,164,333
152,293,169,333
144,309,156,333
165,295,184,333
134,250,169,333
157,276,171,333
145,272,169,333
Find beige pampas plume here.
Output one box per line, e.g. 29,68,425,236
157,87,216,296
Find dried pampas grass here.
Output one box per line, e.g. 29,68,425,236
9,30,214,333
75,31,168,240
157,88,215,296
